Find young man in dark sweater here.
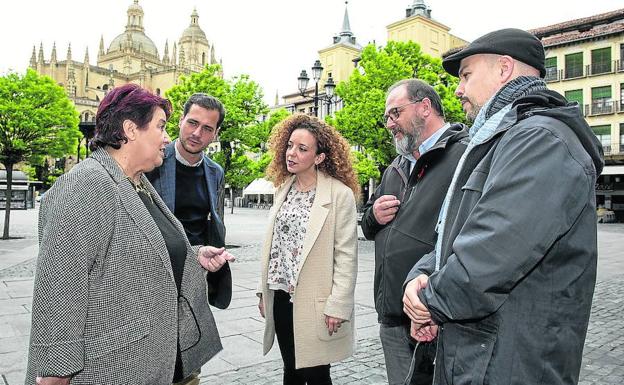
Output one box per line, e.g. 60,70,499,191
146,93,231,385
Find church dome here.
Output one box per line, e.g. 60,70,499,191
107,0,159,58
180,9,208,43
108,31,159,57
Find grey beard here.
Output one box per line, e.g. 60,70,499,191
394,131,419,156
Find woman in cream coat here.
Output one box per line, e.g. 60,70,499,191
258,114,359,385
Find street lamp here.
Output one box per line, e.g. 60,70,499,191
297,60,336,117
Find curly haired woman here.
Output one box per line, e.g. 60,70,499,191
257,114,360,385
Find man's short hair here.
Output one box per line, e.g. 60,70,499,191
183,93,226,128
388,79,445,118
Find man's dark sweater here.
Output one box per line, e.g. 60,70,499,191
174,161,211,246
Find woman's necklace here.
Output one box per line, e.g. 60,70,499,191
129,177,153,204
296,177,316,192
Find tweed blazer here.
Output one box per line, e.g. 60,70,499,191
147,140,231,308
26,149,223,385
259,172,358,369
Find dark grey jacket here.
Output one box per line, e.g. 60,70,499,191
406,90,604,385
361,124,468,326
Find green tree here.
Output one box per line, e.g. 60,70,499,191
352,151,380,186
331,41,465,170
0,69,80,238
165,64,268,171
166,64,271,212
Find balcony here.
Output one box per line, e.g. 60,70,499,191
589,61,614,76
544,67,559,82
603,145,612,155
564,66,584,79
587,100,615,116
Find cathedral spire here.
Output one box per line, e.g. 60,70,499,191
30,46,37,68
84,47,89,66
50,42,57,63
163,40,170,64
172,42,177,66
178,44,186,67
99,35,105,57
38,42,44,64
66,43,72,61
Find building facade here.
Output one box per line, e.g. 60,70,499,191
529,8,624,219
386,0,467,58
280,3,361,119
30,0,219,128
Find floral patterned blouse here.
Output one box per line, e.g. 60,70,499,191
267,185,316,295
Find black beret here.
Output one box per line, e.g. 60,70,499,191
442,28,546,78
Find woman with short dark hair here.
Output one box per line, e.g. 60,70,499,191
26,84,233,385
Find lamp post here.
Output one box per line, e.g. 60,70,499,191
297,60,336,117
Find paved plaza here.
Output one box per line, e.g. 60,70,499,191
0,207,623,384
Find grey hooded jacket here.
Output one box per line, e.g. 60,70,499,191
405,90,604,385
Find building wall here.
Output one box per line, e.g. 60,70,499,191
318,44,360,87
386,15,467,57
544,35,624,159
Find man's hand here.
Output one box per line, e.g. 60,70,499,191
411,321,438,342
403,274,431,325
372,195,401,225
325,315,346,336
36,376,71,385
258,295,265,318
198,246,235,272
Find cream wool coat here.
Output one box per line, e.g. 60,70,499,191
259,171,358,369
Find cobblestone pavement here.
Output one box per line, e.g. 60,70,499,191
200,337,388,385
578,275,624,385
200,277,624,385
1,208,623,385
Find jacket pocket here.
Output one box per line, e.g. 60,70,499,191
178,295,201,352
315,298,351,342
84,316,150,361
441,323,496,385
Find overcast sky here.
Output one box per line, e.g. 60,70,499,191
1,0,622,105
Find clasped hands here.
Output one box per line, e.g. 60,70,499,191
198,246,235,272
403,273,438,342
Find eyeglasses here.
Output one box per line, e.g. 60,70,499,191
383,99,425,123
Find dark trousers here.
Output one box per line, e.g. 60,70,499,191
273,290,332,385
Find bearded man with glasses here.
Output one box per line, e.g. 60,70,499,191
360,79,468,385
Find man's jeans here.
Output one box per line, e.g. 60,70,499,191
379,323,434,385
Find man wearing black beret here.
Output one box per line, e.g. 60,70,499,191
403,28,604,384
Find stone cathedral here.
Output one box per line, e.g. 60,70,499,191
29,0,220,124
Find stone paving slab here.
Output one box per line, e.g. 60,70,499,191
1,209,622,385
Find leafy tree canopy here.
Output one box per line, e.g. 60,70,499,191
0,69,80,167
331,41,464,170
